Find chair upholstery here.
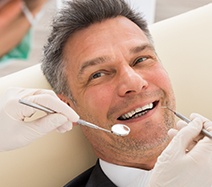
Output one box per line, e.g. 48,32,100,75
0,3,211,186
150,3,212,117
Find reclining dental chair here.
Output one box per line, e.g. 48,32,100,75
0,4,212,186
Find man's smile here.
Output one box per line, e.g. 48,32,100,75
117,101,159,121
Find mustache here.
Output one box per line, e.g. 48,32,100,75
107,89,165,119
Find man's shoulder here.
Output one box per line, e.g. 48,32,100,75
64,166,95,187
64,160,116,187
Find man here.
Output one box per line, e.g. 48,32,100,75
1,0,212,186
40,0,212,186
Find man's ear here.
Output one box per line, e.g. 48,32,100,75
57,94,76,110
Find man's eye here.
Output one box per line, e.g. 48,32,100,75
134,57,148,65
91,72,105,79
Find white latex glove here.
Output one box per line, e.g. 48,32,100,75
146,113,212,187
0,87,79,152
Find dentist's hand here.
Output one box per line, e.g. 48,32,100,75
147,113,212,187
0,87,79,152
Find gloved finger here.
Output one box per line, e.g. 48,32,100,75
190,113,212,139
24,94,79,122
165,117,204,156
27,113,69,135
2,87,57,120
177,117,204,144
168,128,178,139
7,114,70,148
186,135,204,153
167,119,188,139
18,87,57,98
56,121,73,133
176,120,187,130
5,87,56,100
4,97,38,120
190,113,209,122
178,117,204,152
186,120,212,166
168,120,190,140
190,113,212,134
176,119,202,150
202,120,212,132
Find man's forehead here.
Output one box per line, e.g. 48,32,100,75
63,16,150,69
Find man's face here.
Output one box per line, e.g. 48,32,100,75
62,16,175,169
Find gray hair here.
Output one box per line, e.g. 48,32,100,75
41,0,152,99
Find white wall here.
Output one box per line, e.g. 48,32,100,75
126,0,156,24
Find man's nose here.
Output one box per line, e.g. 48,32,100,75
117,66,148,97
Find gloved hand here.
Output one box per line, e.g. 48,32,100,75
147,113,212,187
0,87,79,152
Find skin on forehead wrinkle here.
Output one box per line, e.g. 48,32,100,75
77,43,154,78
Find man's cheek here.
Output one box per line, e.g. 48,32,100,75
86,89,112,111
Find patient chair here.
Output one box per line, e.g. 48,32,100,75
0,4,212,186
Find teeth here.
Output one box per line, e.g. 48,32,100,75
120,103,153,120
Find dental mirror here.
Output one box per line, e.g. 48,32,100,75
19,99,130,136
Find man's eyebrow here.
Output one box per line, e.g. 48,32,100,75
129,44,155,54
79,56,110,76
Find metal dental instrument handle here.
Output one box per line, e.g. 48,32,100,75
19,99,130,136
163,106,212,139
